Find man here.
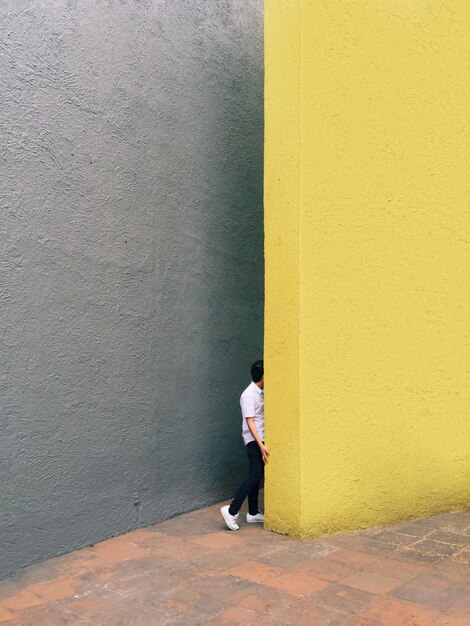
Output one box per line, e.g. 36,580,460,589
221,360,269,530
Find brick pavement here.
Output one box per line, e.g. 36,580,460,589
0,500,469,625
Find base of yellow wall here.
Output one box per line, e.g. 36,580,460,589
267,503,470,540
264,506,469,541
264,517,302,540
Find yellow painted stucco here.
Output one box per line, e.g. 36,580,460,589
265,0,470,537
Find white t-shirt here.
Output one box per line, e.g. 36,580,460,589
240,381,264,445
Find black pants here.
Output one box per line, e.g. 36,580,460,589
229,441,264,516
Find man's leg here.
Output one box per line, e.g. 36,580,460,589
247,444,264,515
247,481,261,516
228,442,263,516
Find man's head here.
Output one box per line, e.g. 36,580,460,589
251,360,264,388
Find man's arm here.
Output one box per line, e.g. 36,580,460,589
246,417,270,464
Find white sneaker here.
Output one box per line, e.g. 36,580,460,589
246,511,264,523
221,505,239,530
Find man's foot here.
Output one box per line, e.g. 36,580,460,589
221,505,239,530
246,511,264,523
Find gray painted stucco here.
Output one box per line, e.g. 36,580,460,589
0,0,263,580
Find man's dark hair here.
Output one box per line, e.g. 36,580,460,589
251,360,264,383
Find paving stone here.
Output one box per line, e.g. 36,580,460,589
0,561,63,595
298,557,356,582
58,556,103,578
0,606,15,623
284,540,338,558
238,584,299,614
256,543,337,569
225,561,285,584
452,549,470,567
29,577,79,603
328,548,381,569
339,570,404,595
190,531,246,551
437,512,470,534
343,597,438,625
13,604,82,626
0,579,28,603
441,596,470,624
272,598,347,626
372,530,422,548
388,579,455,612
238,538,288,560
262,569,329,596
63,592,172,626
436,556,470,577
204,605,257,625
414,539,463,557
103,570,177,598
391,520,437,538
155,585,228,622
142,534,209,562
429,531,470,547
0,591,43,612
306,582,376,615
121,529,169,549
59,591,121,622
433,613,470,626
87,554,187,589
392,546,448,565
361,556,427,581
189,574,259,603
331,533,397,556
189,548,258,572
410,569,470,595
90,539,152,563
145,515,220,538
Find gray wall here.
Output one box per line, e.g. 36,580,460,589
0,0,263,580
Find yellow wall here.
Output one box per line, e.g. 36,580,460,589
265,0,470,537
264,0,302,536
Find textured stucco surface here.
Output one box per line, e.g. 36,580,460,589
265,0,470,537
264,0,302,538
1,0,263,579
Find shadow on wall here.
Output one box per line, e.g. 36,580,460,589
144,7,265,525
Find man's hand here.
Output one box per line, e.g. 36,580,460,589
260,444,270,464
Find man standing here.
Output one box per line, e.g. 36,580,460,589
221,360,268,530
